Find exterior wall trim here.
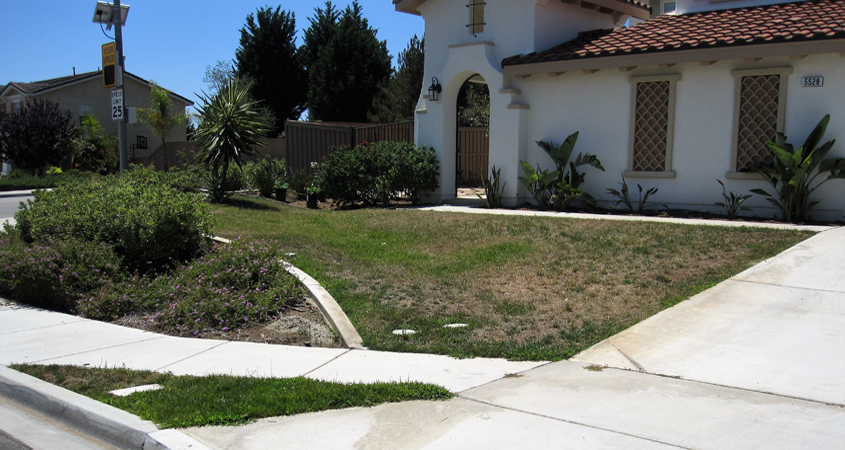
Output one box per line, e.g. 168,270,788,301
503,39,845,76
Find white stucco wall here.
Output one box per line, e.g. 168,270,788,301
415,0,624,202
514,53,845,221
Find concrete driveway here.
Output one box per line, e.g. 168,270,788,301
187,226,845,449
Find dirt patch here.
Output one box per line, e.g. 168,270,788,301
112,302,341,348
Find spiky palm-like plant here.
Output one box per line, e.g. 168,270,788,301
195,78,269,202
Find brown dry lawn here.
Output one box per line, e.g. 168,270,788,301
213,196,814,360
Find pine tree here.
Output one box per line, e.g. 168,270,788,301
369,35,424,123
235,6,306,134
302,1,391,122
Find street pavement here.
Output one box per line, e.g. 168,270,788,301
0,395,117,450
0,196,30,223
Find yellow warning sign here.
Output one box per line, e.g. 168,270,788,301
102,42,116,88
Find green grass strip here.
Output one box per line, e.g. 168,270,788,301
10,364,453,428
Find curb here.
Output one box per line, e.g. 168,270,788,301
0,366,214,450
285,265,365,349
0,189,38,198
212,236,365,349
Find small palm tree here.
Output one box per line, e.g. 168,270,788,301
138,82,188,171
195,78,270,202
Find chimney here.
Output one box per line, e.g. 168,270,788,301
73,67,76,76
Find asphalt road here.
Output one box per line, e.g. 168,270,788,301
0,431,30,450
0,196,32,220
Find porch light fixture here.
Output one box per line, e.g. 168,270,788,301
428,77,442,101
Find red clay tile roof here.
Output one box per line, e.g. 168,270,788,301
502,0,845,67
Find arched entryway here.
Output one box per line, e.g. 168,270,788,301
455,74,490,196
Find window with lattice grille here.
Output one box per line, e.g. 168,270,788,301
627,74,679,178
729,67,791,178
467,1,485,36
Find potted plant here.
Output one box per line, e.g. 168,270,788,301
274,180,289,202
306,185,320,209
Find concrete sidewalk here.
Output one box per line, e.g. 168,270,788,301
185,226,845,449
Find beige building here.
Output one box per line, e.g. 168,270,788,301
0,70,193,173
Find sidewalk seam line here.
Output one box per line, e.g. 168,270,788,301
153,341,231,372
607,339,648,373
300,349,352,377
29,337,166,364
455,361,554,394
0,319,89,336
457,396,695,450
730,278,845,295
622,368,845,409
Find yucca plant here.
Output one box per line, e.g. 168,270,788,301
750,114,845,222
715,179,751,220
478,165,506,208
195,78,270,203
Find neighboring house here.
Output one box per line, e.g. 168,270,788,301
396,0,845,221
0,70,193,172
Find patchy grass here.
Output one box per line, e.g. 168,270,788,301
11,364,452,428
213,196,815,361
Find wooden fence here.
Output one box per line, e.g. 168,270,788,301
137,138,287,169
285,120,414,174
456,127,489,185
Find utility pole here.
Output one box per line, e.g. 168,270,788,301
113,0,129,174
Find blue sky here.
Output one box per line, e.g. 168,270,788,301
0,1,424,109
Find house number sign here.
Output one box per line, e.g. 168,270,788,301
802,76,824,87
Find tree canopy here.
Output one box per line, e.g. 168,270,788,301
0,99,78,176
235,6,306,135
302,1,392,122
137,82,188,172
369,35,424,123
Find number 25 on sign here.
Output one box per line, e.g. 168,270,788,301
111,89,124,121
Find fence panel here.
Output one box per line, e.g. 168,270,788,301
457,127,489,185
285,121,355,174
137,138,287,170
354,121,413,145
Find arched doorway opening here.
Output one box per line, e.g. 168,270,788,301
455,74,489,196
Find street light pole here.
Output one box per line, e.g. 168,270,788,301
113,0,129,174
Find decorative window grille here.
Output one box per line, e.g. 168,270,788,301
735,75,780,172
632,81,670,171
467,1,485,36
136,135,148,149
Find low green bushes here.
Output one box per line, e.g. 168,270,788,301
313,141,439,207
78,238,302,335
243,157,286,198
0,170,88,191
14,167,213,273
0,234,125,312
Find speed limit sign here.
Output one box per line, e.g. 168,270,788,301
111,89,124,121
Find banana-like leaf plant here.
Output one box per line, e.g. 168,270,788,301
750,114,845,222
518,160,558,210
535,131,605,211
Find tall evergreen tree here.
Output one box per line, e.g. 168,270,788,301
302,1,392,122
369,35,424,123
235,6,306,135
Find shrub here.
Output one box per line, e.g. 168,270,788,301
0,99,79,176
14,167,213,273
243,156,286,198
314,141,439,207
203,163,244,203
0,170,89,191
606,174,659,212
478,165,506,208
0,234,125,311
77,238,304,335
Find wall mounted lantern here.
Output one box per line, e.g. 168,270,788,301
428,77,442,101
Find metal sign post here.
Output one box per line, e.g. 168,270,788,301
93,1,130,174
113,0,128,174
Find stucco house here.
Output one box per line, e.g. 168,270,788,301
396,0,845,221
0,70,192,174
